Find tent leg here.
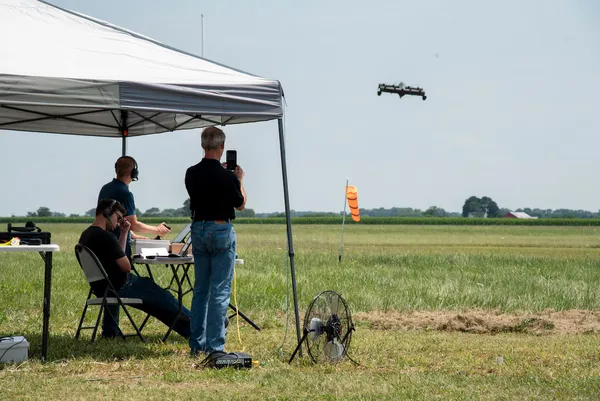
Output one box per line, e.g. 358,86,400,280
121,110,128,156
278,118,302,357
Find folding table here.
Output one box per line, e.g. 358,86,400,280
0,244,60,361
133,256,260,341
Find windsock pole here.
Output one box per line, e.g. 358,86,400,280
338,178,349,262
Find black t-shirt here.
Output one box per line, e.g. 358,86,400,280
78,226,128,292
185,158,244,221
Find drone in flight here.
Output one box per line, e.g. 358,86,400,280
377,82,427,101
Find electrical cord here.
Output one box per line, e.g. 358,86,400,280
233,267,244,350
343,343,361,367
197,351,239,368
340,327,364,367
0,336,26,363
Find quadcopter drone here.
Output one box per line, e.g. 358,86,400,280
377,82,427,101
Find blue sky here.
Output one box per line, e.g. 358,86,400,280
1,0,599,216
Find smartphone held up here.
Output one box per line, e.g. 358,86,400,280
226,150,237,170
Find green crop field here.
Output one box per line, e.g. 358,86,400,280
2,224,600,400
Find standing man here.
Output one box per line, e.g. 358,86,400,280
185,126,246,356
98,155,171,257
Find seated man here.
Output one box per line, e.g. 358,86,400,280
78,198,190,339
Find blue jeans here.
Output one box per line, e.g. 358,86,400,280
101,274,191,338
189,221,236,354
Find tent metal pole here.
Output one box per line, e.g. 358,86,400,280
277,117,302,357
121,110,128,156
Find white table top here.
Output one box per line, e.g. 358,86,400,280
133,256,243,265
133,256,193,264
0,244,60,252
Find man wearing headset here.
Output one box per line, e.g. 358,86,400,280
78,198,191,338
98,156,171,257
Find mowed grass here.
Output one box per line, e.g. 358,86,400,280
1,223,600,400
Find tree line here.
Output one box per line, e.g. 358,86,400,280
18,196,600,219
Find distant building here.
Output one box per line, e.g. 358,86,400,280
504,211,538,219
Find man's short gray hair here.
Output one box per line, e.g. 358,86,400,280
201,127,226,150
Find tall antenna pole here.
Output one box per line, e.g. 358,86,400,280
201,14,205,57
338,178,349,263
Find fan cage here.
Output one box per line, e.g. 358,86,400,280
303,290,354,364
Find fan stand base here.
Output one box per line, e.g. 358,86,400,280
288,328,311,364
288,326,357,365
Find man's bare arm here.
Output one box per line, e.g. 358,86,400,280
117,218,132,272
130,231,148,240
126,214,171,236
236,183,246,211
234,165,246,211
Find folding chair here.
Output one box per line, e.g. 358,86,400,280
74,244,149,343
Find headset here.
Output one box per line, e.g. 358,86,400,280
115,156,139,181
102,199,117,219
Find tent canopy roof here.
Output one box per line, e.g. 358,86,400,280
0,0,283,137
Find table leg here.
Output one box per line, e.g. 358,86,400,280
41,251,52,362
162,263,184,342
144,264,154,281
181,264,194,296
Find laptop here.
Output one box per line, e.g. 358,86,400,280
172,223,192,244
177,236,192,257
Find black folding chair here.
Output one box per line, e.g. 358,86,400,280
74,244,149,343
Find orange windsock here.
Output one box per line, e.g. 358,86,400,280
346,185,360,222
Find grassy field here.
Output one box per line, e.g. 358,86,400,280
2,224,600,400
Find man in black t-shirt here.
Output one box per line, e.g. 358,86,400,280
185,126,246,356
78,198,191,339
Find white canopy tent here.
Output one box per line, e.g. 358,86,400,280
0,0,302,357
